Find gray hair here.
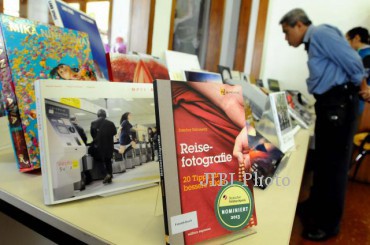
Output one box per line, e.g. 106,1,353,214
279,8,312,27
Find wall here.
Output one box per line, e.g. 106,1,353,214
151,0,173,58
111,0,131,49
260,0,370,99
27,0,49,23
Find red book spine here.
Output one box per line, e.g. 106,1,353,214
0,23,32,171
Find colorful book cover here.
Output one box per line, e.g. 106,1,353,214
154,80,257,245
0,83,5,117
247,123,285,189
184,70,223,84
48,0,110,80
110,53,169,83
35,80,159,205
268,92,294,152
0,14,97,171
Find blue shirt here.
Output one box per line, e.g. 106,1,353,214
303,24,366,94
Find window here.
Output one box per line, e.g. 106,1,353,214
4,0,20,17
86,1,110,45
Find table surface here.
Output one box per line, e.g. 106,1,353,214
0,129,310,245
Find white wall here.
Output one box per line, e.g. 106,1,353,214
151,0,173,58
27,0,49,23
261,0,370,99
111,0,131,48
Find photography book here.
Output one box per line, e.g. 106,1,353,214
268,92,295,152
48,0,110,80
110,53,170,83
246,123,285,189
154,80,257,245
35,80,160,205
0,14,97,171
184,70,223,84
165,50,201,81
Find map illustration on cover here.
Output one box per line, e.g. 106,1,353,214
154,80,257,245
0,14,96,171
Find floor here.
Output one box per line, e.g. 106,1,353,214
289,177,370,245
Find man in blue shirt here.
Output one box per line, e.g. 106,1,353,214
280,8,367,241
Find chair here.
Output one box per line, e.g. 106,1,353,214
351,132,370,180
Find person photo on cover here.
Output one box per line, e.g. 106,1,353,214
50,63,97,81
280,8,367,241
90,109,117,184
118,112,136,158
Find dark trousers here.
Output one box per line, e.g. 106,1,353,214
102,157,113,176
309,83,359,232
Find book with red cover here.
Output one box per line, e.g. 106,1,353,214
110,53,169,83
154,80,257,245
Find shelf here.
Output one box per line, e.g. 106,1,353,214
0,130,310,244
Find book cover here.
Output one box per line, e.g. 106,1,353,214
217,65,232,83
35,80,160,205
0,14,97,171
154,80,257,245
184,70,223,84
0,83,5,117
48,0,110,80
286,90,314,127
247,123,285,189
110,53,169,83
268,92,295,152
165,50,201,81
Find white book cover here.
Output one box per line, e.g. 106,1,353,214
165,50,201,81
268,92,295,152
35,79,159,205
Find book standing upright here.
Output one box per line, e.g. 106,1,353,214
0,14,97,171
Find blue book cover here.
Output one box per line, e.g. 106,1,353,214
48,0,109,80
0,14,96,171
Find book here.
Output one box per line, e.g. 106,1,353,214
35,79,160,205
0,14,97,171
110,53,170,83
154,80,257,245
268,92,295,152
286,90,314,127
247,123,285,189
0,83,5,117
165,50,201,81
48,0,110,80
184,70,223,84
217,65,232,83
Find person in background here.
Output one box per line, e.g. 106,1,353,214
148,127,155,161
70,116,87,145
90,109,117,184
118,112,136,158
152,127,159,161
280,8,367,241
346,27,370,114
112,36,127,54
